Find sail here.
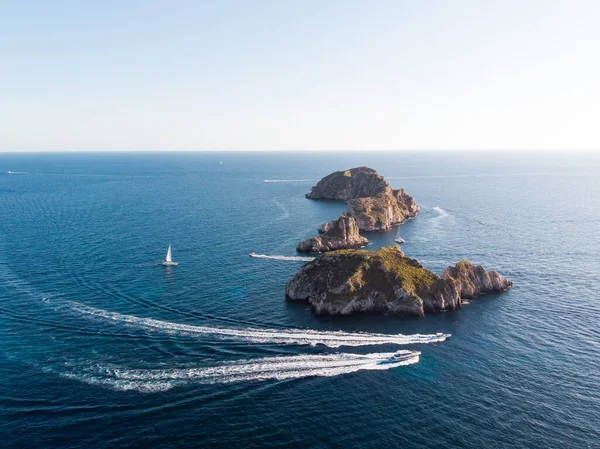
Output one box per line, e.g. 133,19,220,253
166,245,172,262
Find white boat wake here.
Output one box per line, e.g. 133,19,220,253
249,253,315,262
68,302,450,348
59,350,421,392
432,206,449,218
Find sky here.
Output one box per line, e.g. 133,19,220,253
1,0,599,152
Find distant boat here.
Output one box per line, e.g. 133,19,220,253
161,244,178,266
395,237,405,244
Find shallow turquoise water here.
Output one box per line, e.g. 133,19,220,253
0,152,599,448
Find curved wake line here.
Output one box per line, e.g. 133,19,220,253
59,351,420,392
272,199,290,219
250,253,315,262
68,302,451,348
264,179,317,183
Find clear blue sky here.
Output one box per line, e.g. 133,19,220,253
1,0,599,151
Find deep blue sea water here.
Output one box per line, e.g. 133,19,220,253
0,151,599,448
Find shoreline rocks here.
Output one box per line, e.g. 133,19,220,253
443,260,513,298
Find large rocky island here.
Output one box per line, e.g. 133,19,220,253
306,166,419,232
286,245,513,316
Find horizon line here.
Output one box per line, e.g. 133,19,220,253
1,148,599,154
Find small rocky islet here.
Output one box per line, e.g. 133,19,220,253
287,167,512,316
296,214,370,253
306,166,420,232
297,166,418,253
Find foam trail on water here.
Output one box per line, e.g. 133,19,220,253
59,351,421,392
264,179,317,183
68,302,451,347
272,199,290,218
250,253,315,262
0,261,49,301
432,206,448,217
7,171,28,174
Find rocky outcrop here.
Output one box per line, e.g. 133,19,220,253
347,188,420,232
297,214,370,253
306,167,390,201
286,246,462,316
443,261,513,298
305,167,419,232
318,220,334,234
286,246,513,317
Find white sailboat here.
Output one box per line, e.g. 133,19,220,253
161,244,178,266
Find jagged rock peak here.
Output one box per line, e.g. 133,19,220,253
297,214,370,253
443,261,513,298
347,188,419,232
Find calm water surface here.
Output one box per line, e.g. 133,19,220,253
0,151,599,448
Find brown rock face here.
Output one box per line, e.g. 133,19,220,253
347,189,420,232
443,261,513,298
305,167,419,232
297,214,370,253
306,167,389,201
286,246,462,316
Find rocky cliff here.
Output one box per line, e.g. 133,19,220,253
306,167,390,201
347,188,420,232
286,246,512,316
297,214,370,253
305,167,419,232
286,246,461,316
443,261,513,298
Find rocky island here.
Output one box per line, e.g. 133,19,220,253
286,245,513,316
306,167,419,232
297,214,370,253
287,166,512,317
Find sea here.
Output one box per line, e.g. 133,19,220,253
0,151,598,448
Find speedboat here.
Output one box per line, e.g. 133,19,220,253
377,350,420,365
161,244,178,266
395,237,405,244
